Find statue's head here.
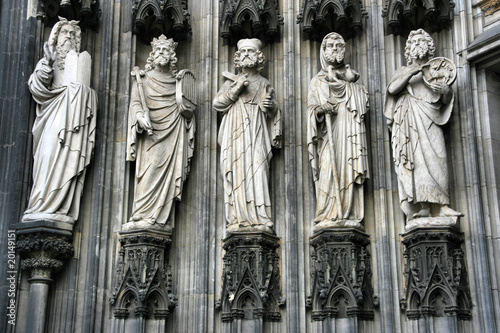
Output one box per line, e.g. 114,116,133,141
320,32,345,69
146,35,178,74
405,29,435,64
48,17,81,70
234,38,265,73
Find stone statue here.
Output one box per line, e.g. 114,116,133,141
123,35,195,232
385,29,462,228
307,32,370,232
214,38,281,234
23,18,97,224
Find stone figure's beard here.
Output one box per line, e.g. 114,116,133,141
410,45,428,60
324,51,344,64
154,54,170,67
240,56,258,68
56,38,76,70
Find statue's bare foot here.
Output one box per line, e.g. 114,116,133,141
439,205,463,217
413,208,430,218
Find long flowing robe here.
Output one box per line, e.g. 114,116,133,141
23,58,97,223
307,70,369,223
384,67,453,205
127,70,195,227
214,74,281,229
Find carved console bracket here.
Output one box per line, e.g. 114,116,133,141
297,0,367,42
382,0,455,36
216,232,285,323
306,228,375,321
110,229,176,320
219,0,284,46
400,227,472,320
16,221,74,282
131,0,192,43
39,0,101,31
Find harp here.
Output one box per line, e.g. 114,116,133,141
176,69,197,117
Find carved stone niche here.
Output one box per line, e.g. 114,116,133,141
306,228,375,321
296,0,367,42
110,230,177,321
400,227,472,320
39,0,101,31
382,0,455,37
132,0,192,44
216,232,285,328
219,0,284,46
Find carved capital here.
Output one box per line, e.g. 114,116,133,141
110,230,176,320
297,0,367,42
308,228,375,321
478,0,500,16
400,227,472,320
39,0,101,31
382,0,455,36
218,232,284,322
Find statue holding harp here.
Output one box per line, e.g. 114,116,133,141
124,35,196,232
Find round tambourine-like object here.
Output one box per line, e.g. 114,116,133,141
422,57,457,86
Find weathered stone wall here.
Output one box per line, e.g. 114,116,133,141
0,0,499,332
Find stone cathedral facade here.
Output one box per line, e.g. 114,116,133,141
0,0,499,332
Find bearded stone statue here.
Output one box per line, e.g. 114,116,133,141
23,18,97,225
213,38,281,234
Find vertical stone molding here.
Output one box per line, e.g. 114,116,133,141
307,228,375,321
217,232,284,331
400,227,472,320
39,0,101,31
15,222,74,333
219,0,284,46
296,0,367,42
110,230,176,324
131,0,192,43
382,0,455,36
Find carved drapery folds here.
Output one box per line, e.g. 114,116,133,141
382,0,455,36
110,230,177,320
400,228,472,320
132,0,192,43
297,0,367,42
219,0,284,46
217,232,285,325
39,0,101,31
307,229,375,321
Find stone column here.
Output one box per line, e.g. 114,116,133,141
16,221,74,333
400,226,472,331
217,232,285,333
307,228,376,328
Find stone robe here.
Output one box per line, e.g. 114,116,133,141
127,70,195,227
307,70,369,223
214,75,281,230
24,58,97,223
385,66,454,206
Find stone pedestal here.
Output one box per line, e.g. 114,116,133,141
110,229,176,332
400,227,472,322
307,228,375,323
16,221,74,333
217,232,284,332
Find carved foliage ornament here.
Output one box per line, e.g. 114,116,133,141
400,228,472,320
110,232,176,319
478,0,500,16
39,0,101,31
216,233,285,322
297,0,367,42
382,0,455,36
219,0,284,46
306,229,376,320
132,0,192,43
